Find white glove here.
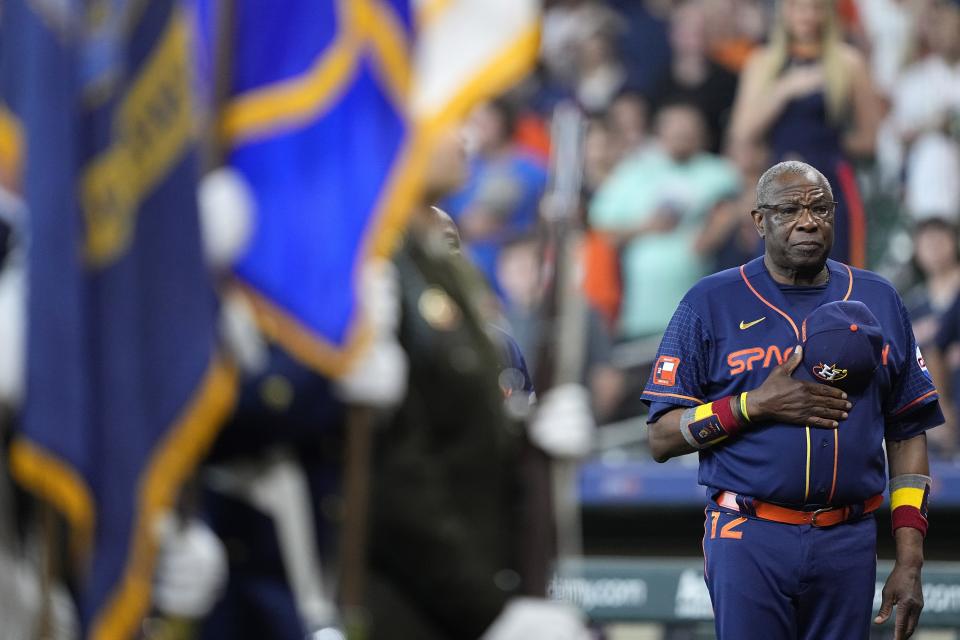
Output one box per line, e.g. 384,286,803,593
333,337,408,407
219,290,269,375
358,258,401,335
334,258,407,407
152,513,228,619
0,257,24,408
528,383,596,459
48,584,80,640
481,598,589,640
198,167,255,273
0,549,79,640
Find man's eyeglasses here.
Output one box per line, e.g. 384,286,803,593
757,201,837,221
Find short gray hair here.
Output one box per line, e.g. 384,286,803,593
756,161,833,207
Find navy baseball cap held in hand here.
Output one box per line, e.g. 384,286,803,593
795,300,884,395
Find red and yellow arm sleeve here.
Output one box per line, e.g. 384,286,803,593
890,473,931,537
678,394,751,450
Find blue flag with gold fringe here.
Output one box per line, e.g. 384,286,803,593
210,0,417,375
0,0,236,637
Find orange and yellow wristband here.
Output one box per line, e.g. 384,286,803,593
890,474,931,537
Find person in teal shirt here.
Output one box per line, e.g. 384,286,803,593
590,101,740,338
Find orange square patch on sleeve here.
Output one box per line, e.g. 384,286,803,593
653,355,681,386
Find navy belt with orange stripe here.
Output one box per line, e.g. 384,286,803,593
717,491,884,527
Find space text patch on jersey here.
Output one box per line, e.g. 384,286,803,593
653,355,681,386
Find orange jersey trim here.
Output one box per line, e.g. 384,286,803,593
644,390,704,404
893,390,938,416
739,265,800,339
842,263,854,300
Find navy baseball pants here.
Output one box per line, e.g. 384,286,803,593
703,507,877,639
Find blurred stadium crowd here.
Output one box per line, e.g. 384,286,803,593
449,0,960,459
0,0,959,639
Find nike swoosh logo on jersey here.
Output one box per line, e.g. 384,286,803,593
739,317,767,330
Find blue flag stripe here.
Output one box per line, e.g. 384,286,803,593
222,1,412,147
3,0,239,636
222,0,419,376
360,1,412,113
222,0,361,145
90,356,236,640
222,0,539,377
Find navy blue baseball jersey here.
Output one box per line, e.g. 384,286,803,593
642,257,944,506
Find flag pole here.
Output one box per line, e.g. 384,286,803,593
35,501,58,640
530,102,587,590
339,406,375,640
204,0,236,174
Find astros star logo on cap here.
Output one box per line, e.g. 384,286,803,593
812,362,848,382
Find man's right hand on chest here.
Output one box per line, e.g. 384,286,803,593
746,345,852,429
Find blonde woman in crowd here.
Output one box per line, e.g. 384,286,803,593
729,0,881,267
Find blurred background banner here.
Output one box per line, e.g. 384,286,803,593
214,0,541,376
0,0,236,638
